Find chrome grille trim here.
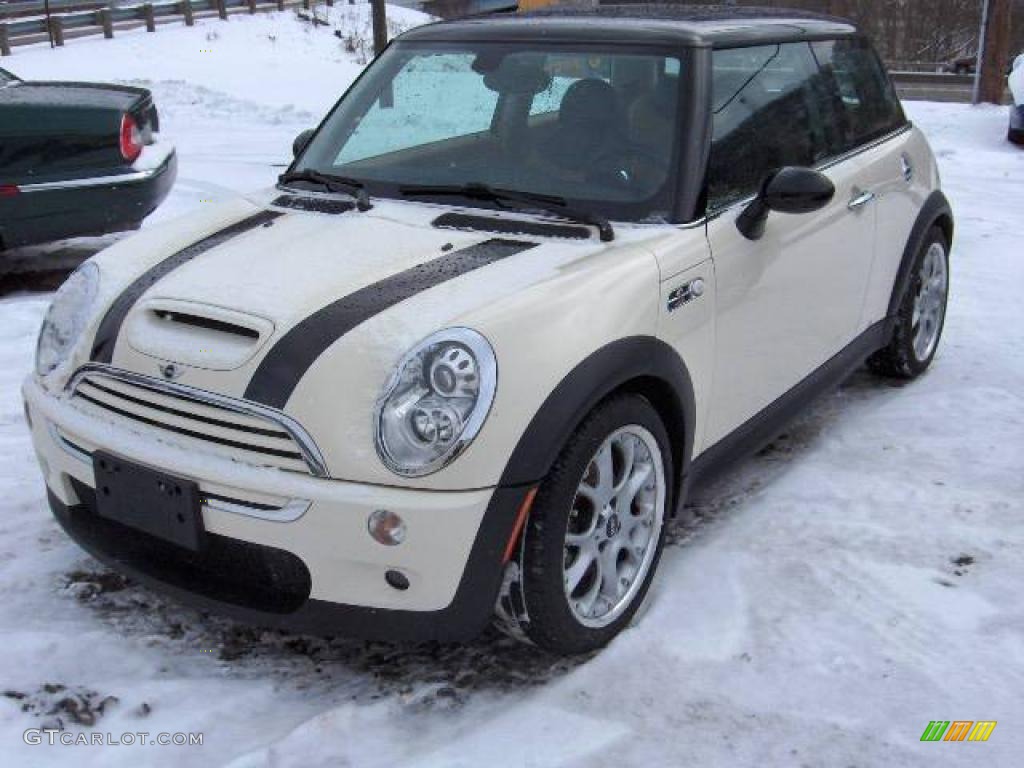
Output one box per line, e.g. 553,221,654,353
65,364,329,478
49,423,311,522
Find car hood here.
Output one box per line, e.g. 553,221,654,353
70,192,685,488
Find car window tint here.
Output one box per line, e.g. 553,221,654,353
811,38,906,151
336,53,500,165
707,42,841,210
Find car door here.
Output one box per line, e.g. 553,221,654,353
811,37,922,332
701,41,877,449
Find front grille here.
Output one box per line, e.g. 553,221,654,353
67,367,326,476
63,478,311,614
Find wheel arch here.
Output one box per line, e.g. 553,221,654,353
499,336,696,516
887,189,954,319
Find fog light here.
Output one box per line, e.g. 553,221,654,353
368,509,406,546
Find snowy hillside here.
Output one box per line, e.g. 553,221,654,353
1,10,1022,768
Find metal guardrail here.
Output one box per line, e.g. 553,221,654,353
0,0,311,53
890,71,974,86
0,2,108,20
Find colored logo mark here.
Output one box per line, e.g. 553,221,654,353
920,721,997,742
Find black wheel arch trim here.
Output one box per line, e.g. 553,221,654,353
498,335,697,517
886,190,953,319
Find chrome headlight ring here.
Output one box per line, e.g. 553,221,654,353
374,328,497,477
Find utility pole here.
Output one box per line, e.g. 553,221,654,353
371,0,387,57
973,0,1012,105
44,0,54,48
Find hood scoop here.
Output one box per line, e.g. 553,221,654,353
124,299,274,371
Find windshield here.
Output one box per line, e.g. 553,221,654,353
294,42,685,222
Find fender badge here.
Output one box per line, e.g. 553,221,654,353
159,363,184,381
667,278,706,312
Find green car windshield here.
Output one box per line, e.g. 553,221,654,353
294,42,685,222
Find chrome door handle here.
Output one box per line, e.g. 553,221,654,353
848,190,875,210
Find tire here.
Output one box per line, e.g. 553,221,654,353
868,226,950,379
517,393,672,654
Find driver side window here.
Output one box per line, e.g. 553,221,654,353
707,42,842,211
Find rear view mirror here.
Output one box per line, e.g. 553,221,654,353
736,166,835,240
292,129,315,158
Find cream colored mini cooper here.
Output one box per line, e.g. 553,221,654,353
25,7,952,653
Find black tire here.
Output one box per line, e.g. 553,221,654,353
518,393,672,654
868,225,950,379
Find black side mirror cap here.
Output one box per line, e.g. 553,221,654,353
292,129,315,158
736,166,836,240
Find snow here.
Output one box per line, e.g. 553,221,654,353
2,10,1024,767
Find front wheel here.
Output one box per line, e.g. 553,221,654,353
513,393,671,654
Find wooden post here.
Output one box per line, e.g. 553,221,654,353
49,16,64,47
144,4,156,32
302,0,311,9
973,0,1012,105
276,0,284,9
99,9,114,39
248,0,257,12
370,0,387,56
0,25,10,57
182,1,194,26
216,0,228,21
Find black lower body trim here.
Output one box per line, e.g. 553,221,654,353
689,319,892,487
49,482,529,643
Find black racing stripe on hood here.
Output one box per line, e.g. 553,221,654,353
244,238,538,409
89,210,283,363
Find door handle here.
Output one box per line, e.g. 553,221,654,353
848,190,875,210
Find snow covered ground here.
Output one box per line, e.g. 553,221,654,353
1,10,1023,767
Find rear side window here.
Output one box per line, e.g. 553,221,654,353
811,38,906,151
707,43,843,210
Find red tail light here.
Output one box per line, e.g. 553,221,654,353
119,114,143,163
0,184,20,198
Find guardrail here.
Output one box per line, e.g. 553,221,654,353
0,2,108,21
0,0,313,54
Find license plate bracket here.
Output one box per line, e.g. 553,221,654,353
92,451,204,551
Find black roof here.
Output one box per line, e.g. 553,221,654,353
401,4,859,48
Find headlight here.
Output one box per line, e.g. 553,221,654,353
375,328,497,477
35,261,99,378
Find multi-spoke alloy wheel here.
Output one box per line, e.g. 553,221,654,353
911,242,948,361
514,393,672,654
563,426,665,628
868,226,950,379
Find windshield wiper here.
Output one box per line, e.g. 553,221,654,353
278,169,371,211
400,182,614,242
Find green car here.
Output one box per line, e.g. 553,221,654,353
0,66,176,251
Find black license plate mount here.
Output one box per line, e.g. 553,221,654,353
92,451,204,551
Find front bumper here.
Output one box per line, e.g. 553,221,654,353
0,146,177,249
25,375,526,642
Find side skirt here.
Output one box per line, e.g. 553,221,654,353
687,319,892,489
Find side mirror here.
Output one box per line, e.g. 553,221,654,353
292,129,315,158
736,166,835,240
